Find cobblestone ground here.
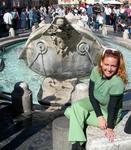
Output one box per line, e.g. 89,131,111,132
0,104,64,150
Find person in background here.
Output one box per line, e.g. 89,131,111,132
11,8,19,30
81,12,88,27
64,48,128,150
28,8,34,29
86,4,93,17
3,9,13,31
104,4,111,25
20,8,27,30
96,13,104,30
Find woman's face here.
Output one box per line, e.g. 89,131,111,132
101,56,119,78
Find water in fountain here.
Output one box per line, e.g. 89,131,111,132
0,42,45,104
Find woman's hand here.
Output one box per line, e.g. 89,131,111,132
98,116,107,129
105,128,115,142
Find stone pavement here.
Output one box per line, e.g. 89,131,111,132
0,102,64,150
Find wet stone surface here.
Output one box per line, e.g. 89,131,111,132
0,103,64,150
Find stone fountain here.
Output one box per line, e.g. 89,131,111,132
19,16,104,107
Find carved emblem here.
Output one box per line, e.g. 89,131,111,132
36,41,47,54
77,42,90,55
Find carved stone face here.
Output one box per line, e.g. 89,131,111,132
55,37,65,49
56,18,64,28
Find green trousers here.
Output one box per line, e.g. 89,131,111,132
64,98,108,145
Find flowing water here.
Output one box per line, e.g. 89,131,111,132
0,41,131,104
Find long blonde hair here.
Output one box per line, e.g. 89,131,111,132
98,49,128,84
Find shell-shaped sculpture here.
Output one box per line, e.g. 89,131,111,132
21,17,104,79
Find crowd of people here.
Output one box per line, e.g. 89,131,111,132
64,2,131,33
0,6,45,33
0,2,131,37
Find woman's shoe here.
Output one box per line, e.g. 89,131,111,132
72,142,86,150
72,142,81,150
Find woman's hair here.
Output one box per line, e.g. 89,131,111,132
97,49,128,84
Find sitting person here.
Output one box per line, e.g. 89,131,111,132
116,17,126,32
64,48,128,150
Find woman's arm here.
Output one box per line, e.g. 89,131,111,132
89,79,107,129
105,94,123,142
89,79,103,117
107,94,123,129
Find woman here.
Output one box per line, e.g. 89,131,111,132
64,49,128,150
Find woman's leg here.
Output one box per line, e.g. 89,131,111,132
85,109,108,129
64,99,91,145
